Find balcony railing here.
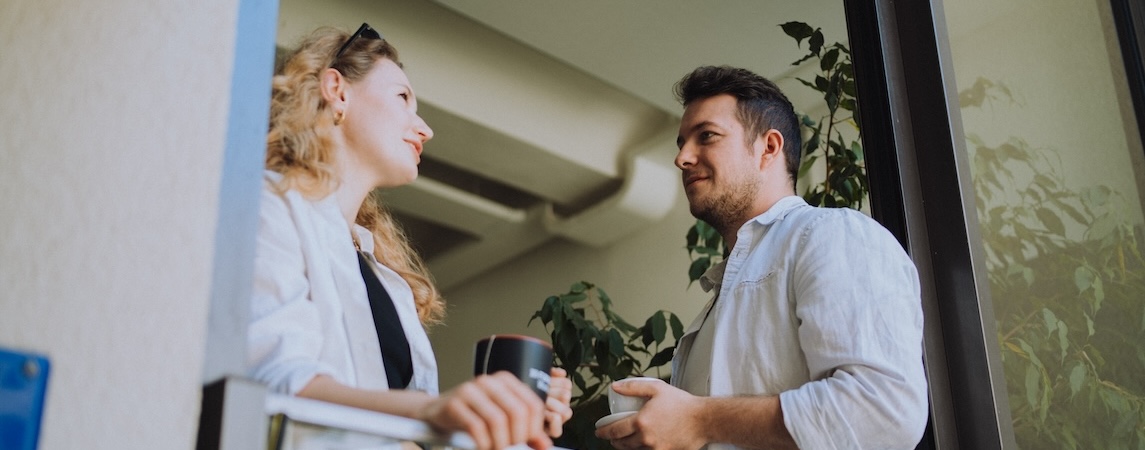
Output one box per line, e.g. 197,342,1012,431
265,393,570,450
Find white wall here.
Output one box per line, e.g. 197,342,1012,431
0,0,239,448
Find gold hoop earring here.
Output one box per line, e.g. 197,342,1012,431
334,109,346,126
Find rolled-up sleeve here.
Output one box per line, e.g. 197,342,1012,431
780,212,928,449
246,183,335,395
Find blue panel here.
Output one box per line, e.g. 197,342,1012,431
202,0,280,383
0,348,50,450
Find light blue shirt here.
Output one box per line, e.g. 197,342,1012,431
671,196,928,449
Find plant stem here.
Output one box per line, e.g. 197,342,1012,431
822,66,837,197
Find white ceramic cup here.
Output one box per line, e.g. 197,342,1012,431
607,376,659,414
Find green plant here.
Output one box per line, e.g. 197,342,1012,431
964,77,1145,448
530,281,683,449
686,22,866,283
781,21,867,210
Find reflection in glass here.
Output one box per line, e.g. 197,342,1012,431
946,0,1145,447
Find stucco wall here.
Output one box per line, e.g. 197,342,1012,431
0,0,238,448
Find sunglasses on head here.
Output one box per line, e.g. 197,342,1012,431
333,23,383,62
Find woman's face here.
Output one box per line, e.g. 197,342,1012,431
341,58,434,188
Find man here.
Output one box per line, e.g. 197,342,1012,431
596,66,928,449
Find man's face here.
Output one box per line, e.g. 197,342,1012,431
675,94,762,230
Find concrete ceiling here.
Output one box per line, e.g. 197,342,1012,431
431,0,847,114
276,0,846,289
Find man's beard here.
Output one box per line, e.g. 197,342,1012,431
689,179,756,237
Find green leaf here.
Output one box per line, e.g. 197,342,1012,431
1025,364,1040,409
692,246,721,256
597,287,613,309
648,346,675,368
805,132,821,155
1042,308,1058,336
651,312,667,344
570,281,589,293
1057,321,1068,362
558,325,582,368
1093,276,1104,313
641,320,655,347
815,75,828,92
1034,174,1057,190
779,22,815,44
842,79,857,97
530,295,558,326
617,360,637,378
808,30,824,55
688,257,710,284
791,52,818,67
1035,208,1065,236
696,219,716,240
1068,363,1085,398
1055,200,1090,226
1081,185,1111,209
1018,339,1043,369
552,301,565,333
571,371,588,393
820,48,840,71
1075,266,1094,292
669,313,684,341
608,328,624,357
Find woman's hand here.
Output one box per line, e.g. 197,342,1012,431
545,367,574,437
420,371,550,450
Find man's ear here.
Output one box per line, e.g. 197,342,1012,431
319,68,348,108
757,129,785,170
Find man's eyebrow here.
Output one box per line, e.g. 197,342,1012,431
677,120,717,148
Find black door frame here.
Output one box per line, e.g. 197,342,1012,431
843,0,1145,448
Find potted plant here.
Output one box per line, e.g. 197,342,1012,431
530,281,682,449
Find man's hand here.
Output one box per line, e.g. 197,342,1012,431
594,378,709,450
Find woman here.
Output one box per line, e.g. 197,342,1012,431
247,23,572,450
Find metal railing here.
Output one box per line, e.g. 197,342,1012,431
266,394,569,450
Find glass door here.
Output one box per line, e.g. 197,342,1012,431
844,0,1145,447
942,0,1145,447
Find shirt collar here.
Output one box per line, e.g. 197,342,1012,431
697,196,807,292
352,224,374,253
699,260,727,292
748,195,807,227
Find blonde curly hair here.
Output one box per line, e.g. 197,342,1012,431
266,26,445,326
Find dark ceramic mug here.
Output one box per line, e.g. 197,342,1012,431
473,334,553,400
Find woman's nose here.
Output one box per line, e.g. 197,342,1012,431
415,115,434,142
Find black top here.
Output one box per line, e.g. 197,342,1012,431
357,251,413,390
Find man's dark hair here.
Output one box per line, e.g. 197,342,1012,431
674,65,801,184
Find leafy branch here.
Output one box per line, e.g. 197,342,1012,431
529,281,683,407
967,77,1145,447
781,21,867,210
